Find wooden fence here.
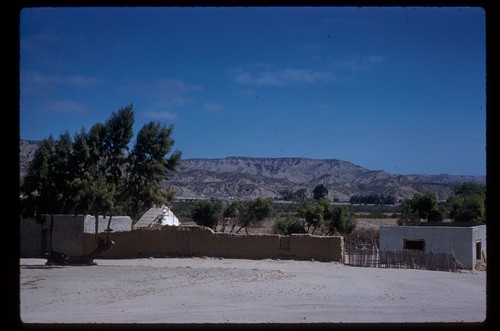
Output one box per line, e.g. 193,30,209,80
344,243,467,272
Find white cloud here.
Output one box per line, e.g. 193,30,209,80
22,70,99,89
204,102,224,113
49,99,90,114
280,69,334,83
230,67,334,86
121,79,203,110
141,110,177,121
334,54,385,70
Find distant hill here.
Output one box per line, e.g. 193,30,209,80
19,139,485,202
165,157,485,201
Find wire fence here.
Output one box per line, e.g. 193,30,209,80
344,243,468,272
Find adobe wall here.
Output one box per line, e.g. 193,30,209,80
83,225,344,262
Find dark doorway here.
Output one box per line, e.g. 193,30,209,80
476,241,482,260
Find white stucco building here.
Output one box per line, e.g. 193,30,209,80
379,224,486,270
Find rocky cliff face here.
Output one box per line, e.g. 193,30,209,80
19,140,485,202
166,157,485,201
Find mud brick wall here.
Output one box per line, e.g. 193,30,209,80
84,225,344,262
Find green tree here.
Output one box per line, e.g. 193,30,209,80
191,200,221,230
52,132,74,213
280,188,308,202
451,182,485,196
126,120,182,220
325,205,357,235
69,110,131,250
313,184,328,201
448,182,486,223
274,215,306,235
221,201,241,233
235,198,273,234
413,192,437,221
427,205,447,222
21,133,76,256
298,199,324,234
398,192,440,224
398,198,421,225
20,137,58,253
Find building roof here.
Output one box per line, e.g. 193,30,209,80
134,205,180,229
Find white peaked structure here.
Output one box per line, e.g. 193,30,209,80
134,205,180,229
159,205,180,226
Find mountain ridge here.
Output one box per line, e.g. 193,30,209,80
165,156,484,201
19,139,485,202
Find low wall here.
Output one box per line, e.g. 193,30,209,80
83,225,344,262
83,215,133,233
21,215,85,257
20,215,132,257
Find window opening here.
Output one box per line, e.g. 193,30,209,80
403,239,425,251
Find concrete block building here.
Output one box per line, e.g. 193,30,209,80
379,224,486,270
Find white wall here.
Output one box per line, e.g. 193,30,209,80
379,225,486,269
83,215,132,233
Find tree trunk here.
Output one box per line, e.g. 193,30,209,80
86,215,114,262
106,215,113,240
49,214,54,253
94,213,99,244
235,225,245,234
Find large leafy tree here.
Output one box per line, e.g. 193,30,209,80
398,198,421,225
325,205,357,235
274,215,306,235
126,121,182,220
296,197,356,235
235,198,273,234
191,200,221,230
21,137,57,253
21,133,74,255
312,184,328,201
221,201,241,233
412,192,438,221
297,198,324,234
448,182,486,223
70,123,116,246
69,106,134,250
21,137,55,220
398,192,446,225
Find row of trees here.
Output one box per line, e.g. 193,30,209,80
281,186,398,205
189,195,357,236
398,182,486,225
278,184,329,202
20,105,181,258
189,182,485,235
191,198,273,234
349,194,397,205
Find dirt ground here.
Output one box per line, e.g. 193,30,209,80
19,256,487,325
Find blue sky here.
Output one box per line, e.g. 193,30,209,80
19,6,486,176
